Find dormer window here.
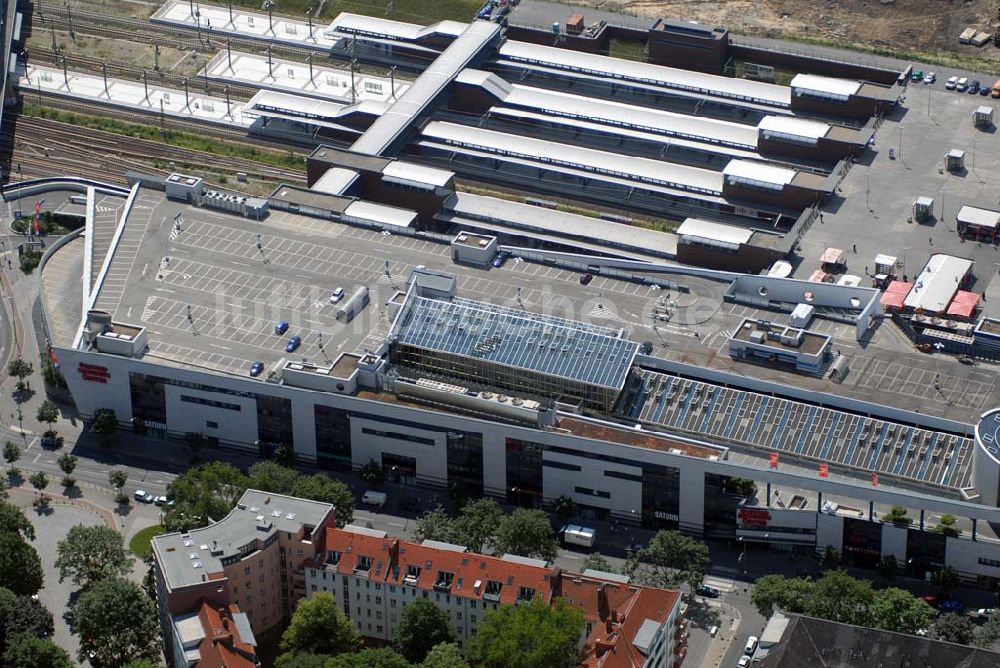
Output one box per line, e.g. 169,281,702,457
517,586,536,603
355,555,373,574
483,580,503,602
326,550,341,565
434,571,455,591
404,565,421,585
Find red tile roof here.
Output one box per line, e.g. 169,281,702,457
195,602,258,668
321,527,396,580
557,572,680,668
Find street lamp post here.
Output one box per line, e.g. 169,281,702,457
265,1,275,35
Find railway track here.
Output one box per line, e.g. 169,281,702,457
6,115,307,183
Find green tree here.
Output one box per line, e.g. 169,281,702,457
492,508,559,562
109,468,128,503
868,587,935,634
279,592,361,658
581,552,614,573
291,474,355,528
35,400,59,431
2,441,19,474
750,574,813,618
0,532,43,595
55,524,132,588
933,514,960,537
247,460,300,495
551,495,576,524
122,660,166,668
395,598,455,663
7,358,32,391
806,570,875,626
421,642,469,668
974,615,1000,649
453,497,503,554
162,461,248,532
876,554,898,582
884,505,911,525
273,444,295,467
723,477,757,497
90,408,118,442
931,566,961,595
358,459,386,486
466,597,584,668
325,648,412,668
75,578,159,666
57,452,78,487
0,499,35,540
29,470,48,493
3,633,73,668
275,652,332,668
625,530,710,589
930,612,975,644
0,587,55,658
413,505,457,545
820,545,841,571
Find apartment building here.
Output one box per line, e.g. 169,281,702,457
152,490,338,666
169,602,260,668
304,525,687,667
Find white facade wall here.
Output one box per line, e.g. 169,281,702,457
944,535,1000,580
164,384,259,443
815,512,844,551
541,449,643,514
349,416,447,482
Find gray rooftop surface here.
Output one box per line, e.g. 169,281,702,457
394,295,639,390
152,489,334,591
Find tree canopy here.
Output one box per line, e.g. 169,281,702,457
55,524,132,588
290,474,354,528
465,597,584,668
492,508,559,562
74,578,160,667
163,461,248,532
930,613,975,645
325,648,412,668
625,530,710,589
0,532,43,596
0,500,35,540
280,592,361,659
581,552,614,574
395,598,455,663
420,642,469,668
751,571,938,635
4,633,73,668
452,498,504,555
0,587,54,658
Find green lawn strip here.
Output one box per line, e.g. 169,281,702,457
129,524,166,559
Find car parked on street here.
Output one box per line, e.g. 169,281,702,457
923,72,936,84
945,76,958,90
134,490,154,503
696,584,721,598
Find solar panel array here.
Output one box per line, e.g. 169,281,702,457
626,369,974,490
394,296,638,389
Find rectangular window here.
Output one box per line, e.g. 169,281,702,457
361,427,435,446
604,469,643,483
543,460,582,471
364,81,383,95
574,485,611,499
180,395,241,411
206,420,218,429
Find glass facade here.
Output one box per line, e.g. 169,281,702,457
905,528,947,580
642,464,680,530
703,473,743,538
258,395,293,452
842,517,883,569
505,437,543,508
315,405,352,470
381,452,417,485
130,372,166,424
446,431,484,498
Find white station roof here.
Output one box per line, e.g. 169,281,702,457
312,167,359,196
904,254,973,313
325,13,467,41
343,200,417,230
676,218,753,248
790,74,862,98
957,205,1000,230
722,159,797,186
383,160,454,188
757,115,831,140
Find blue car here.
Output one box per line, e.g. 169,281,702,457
492,251,509,268
274,320,289,335
285,336,301,353
249,361,264,377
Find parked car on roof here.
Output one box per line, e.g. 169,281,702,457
286,335,301,353
274,320,289,335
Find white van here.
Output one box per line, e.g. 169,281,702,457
562,524,596,548
361,490,387,507
744,635,759,656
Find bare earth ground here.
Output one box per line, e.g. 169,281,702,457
586,0,1000,61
